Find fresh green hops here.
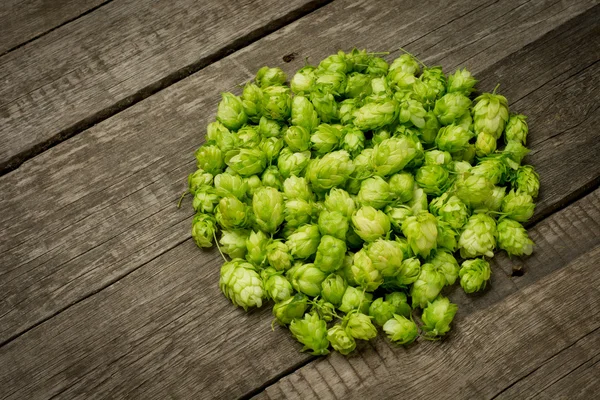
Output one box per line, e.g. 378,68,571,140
225,148,267,176
353,100,398,131
262,268,293,302
219,260,264,310
192,213,216,248
514,165,540,198
273,293,309,325
195,145,225,175
383,314,418,345
340,126,366,157
421,296,458,337
434,92,472,125
321,273,347,306
501,189,535,222
357,176,392,209
219,229,250,259
459,258,492,293
283,176,314,201
352,206,391,242
503,140,530,168
504,114,528,144
388,172,415,203
253,187,284,233
429,194,470,230
266,240,293,271
454,173,495,207
291,65,316,94
315,235,347,273
446,68,477,96
472,91,509,139
345,312,378,340
217,92,248,131
284,126,311,152
188,169,214,195
458,214,497,258
435,124,473,153
255,66,287,88
318,211,349,241
339,286,373,314
368,298,397,326
286,224,321,259
386,205,414,233
246,230,270,267
429,249,460,285
397,257,421,286
324,187,356,218
307,150,355,192
372,136,420,177
192,186,220,213
497,219,534,256
290,312,330,355
287,263,327,297
216,196,250,230
214,172,247,199
402,212,438,258
241,83,263,123
327,325,356,355
366,239,405,277
261,85,292,121
351,249,384,291
411,263,447,308
475,132,497,157
415,164,450,196
385,292,412,318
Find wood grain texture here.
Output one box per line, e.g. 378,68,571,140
1,189,598,399
256,245,600,400
0,0,108,55
1,0,597,348
0,0,330,173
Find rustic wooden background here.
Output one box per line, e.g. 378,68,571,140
1,0,599,398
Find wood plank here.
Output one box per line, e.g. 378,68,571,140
257,246,600,400
1,190,598,399
0,0,331,173
0,0,597,348
0,0,108,55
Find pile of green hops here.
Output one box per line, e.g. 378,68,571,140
186,48,539,355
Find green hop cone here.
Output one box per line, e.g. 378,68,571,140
429,194,469,230
244,175,263,197
261,85,292,121
402,212,438,258
458,214,497,258
318,210,349,241
318,50,351,73
307,150,355,192
339,98,360,125
314,235,347,273
357,176,392,209
475,132,497,157
388,172,415,203
215,196,250,230
262,267,293,302
425,150,452,166
420,110,441,144
225,148,267,177
454,173,494,207
386,205,413,233
514,165,540,198
236,125,262,148
451,160,473,174
261,165,283,190
187,169,214,195
352,206,391,242
415,164,450,196
409,187,429,214
368,298,397,326
383,314,418,345
497,218,534,256
311,124,343,156
411,263,447,308
505,114,528,144
501,189,535,222
338,285,373,314
252,187,284,233
241,83,263,123
246,230,270,267
395,237,414,259
327,324,356,355
436,220,458,252
453,143,477,163
446,68,477,96
255,66,287,88
324,188,356,218
482,186,506,212
284,199,313,227
428,249,460,285
470,156,508,186
345,72,372,98
435,124,473,153
434,92,472,125
191,213,216,248
456,111,474,132
287,263,327,297
261,137,285,165
312,298,336,322
389,54,420,75
291,95,320,134
214,172,247,199
397,257,421,286
503,140,531,169
195,144,225,175
277,148,311,178
366,239,404,277
346,148,374,194
353,100,398,131
345,312,378,341
472,91,509,139
258,116,283,138
286,224,321,259
321,273,347,306
414,66,446,107
366,56,389,76
459,258,492,293
341,126,366,157
192,186,220,213
315,70,347,95
219,260,264,310
283,176,314,201
310,88,338,123
217,92,248,131
289,312,330,355
388,69,417,92
371,136,420,177
220,229,250,259
351,249,384,291
291,65,316,94
273,293,309,325
266,240,293,271
421,296,458,337
385,292,412,318
398,98,427,128
207,121,235,151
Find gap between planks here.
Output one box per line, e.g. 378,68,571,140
0,0,334,176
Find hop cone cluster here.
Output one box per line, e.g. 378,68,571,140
186,48,540,355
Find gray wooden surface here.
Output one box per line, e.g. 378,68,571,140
1,0,599,399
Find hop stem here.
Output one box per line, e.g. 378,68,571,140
397,46,427,68
213,230,228,262
177,191,188,208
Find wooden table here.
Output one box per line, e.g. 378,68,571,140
1,0,599,398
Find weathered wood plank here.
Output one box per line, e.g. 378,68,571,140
0,0,108,55
1,0,597,349
0,0,331,173
1,189,598,399
257,245,600,400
